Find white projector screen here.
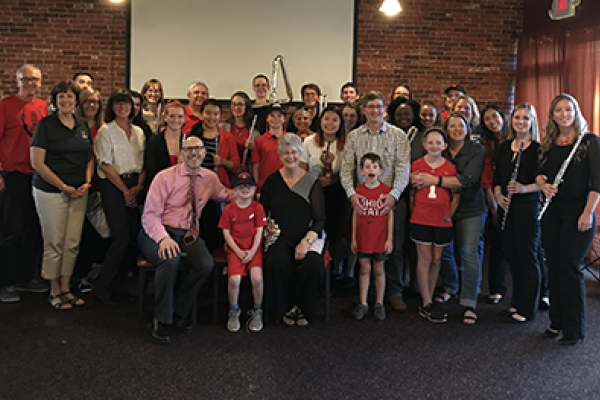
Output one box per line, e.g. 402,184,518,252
130,0,355,101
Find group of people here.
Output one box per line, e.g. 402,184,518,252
0,64,598,347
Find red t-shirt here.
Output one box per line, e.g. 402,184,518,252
481,153,493,190
441,109,450,122
410,157,457,227
354,182,392,254
229,124,250,161
182,105,201,135
218,200,267,249
0,95,48,173
251,131,284,191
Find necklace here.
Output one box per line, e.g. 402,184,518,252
556,132,576,146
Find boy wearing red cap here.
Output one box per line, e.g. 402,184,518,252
218,171,267,332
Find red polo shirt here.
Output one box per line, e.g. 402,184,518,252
251,130,284,191
0,95,48,174
182,105,201,135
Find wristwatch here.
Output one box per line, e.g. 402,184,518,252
305,237,315,245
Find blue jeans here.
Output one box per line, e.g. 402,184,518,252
440,212,486,309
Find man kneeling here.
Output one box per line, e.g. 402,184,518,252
139,136,235,344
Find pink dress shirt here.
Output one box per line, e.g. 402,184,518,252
142,162,235,243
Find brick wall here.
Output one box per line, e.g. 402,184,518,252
0,0,522,112
356,0,523,111
0,0,126,100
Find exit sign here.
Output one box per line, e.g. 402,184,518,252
549,0,581,20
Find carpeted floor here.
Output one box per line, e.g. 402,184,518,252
2,273,600,400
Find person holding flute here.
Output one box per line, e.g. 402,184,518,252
301,105,347,278
220,92,256,173
535,94,600,345
493,103,542,323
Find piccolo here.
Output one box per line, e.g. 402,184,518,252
538,132,587,220
501,141,524,230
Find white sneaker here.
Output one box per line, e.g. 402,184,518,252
248,309,263,332
0,286,21,303
227,308,241,332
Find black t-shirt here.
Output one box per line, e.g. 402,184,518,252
31,113,92,192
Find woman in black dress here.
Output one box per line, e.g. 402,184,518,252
536,93,600,345
493,103,541,323
260,133,326,326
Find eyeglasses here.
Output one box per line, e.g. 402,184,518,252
365,105,385,110
182,146,204,152
18,76,40,84
303,92,318,98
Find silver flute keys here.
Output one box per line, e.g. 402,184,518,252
501,141,524,230
538,132,586,220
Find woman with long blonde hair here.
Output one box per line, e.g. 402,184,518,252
535,94,600,345
493,103,541,323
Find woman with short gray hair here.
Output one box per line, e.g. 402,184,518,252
260,133,326,326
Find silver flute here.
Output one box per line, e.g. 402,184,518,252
501,141,524,230
538,132,587,220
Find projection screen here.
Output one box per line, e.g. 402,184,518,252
130,0,356,100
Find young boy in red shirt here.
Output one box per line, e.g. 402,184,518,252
351,153,393,321
218,172,267,332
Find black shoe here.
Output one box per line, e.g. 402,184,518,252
539,297,550,311
93,292,117,306
152,319,171,345
541,328,560,339
558,337,580,346
173,313,193,332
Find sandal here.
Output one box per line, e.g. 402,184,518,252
49,294,72,310
283,306,298,326
61,291,85,307
462,308,478,325
434,292,453,303
296,308,309,327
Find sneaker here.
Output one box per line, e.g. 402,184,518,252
227,308,241,332
419,303,447,323
0,286,20,303
389,296,407,312
351,303,369,320
418,303,432,320
15,278,48,293
374,303,386,321
248,309,263,332
78,278,93,293
428,302,448,323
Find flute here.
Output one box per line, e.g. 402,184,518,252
322,141,332,177
241,115,258,169
501,141,524,230
538,132,587,220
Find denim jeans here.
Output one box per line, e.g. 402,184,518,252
440,212,486,309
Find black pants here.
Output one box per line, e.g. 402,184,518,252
486,216,508,297
73,217,110,281
92,177,140,297
0,171,42,288
138,227,214,324
541,200,595,340
264,240,324,321
499,200,541,320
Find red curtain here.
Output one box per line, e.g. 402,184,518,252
515,25,600,136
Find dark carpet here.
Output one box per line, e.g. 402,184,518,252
2,273,600,400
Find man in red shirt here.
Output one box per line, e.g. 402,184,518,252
252,103,286,191
182,82,209,135
0,64,49,302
